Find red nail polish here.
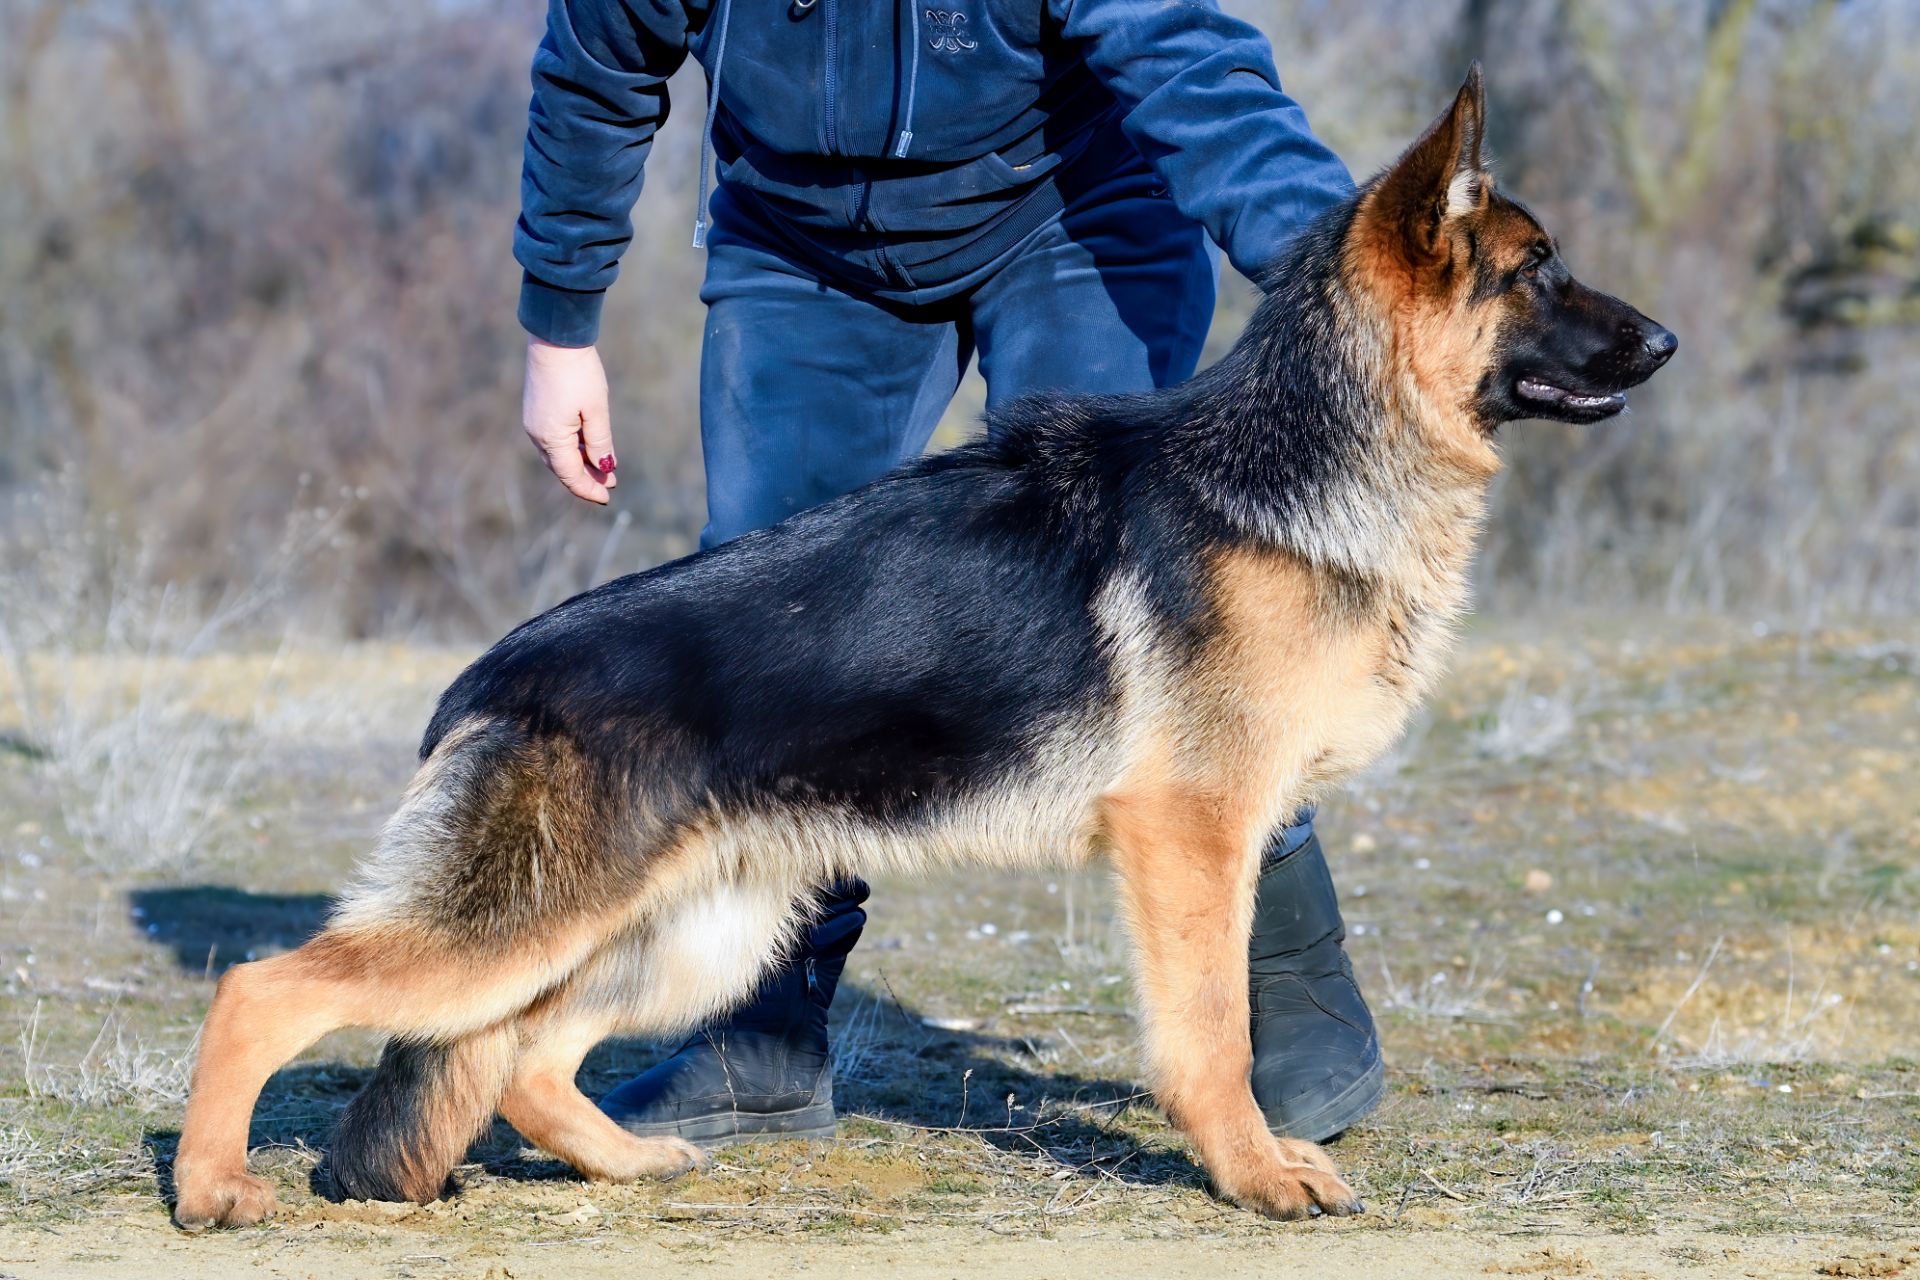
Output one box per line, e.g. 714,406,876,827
598,455,617,473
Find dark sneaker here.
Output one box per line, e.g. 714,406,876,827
598,881,866,1148
1247,832,1385,1143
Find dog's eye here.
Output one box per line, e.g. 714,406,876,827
1518,244,1552,282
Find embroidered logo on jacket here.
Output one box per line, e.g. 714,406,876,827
925,9,977,53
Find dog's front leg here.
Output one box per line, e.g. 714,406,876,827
1103,783,1363,1220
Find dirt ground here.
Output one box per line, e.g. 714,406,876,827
2,619,1916,1278
6,1205,1918,1280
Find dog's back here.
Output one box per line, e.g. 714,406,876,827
408,416,1157,883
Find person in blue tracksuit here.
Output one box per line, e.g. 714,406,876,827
513,0,1383,1148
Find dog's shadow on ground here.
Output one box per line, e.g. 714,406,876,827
133,885,1191,1206
129,885,335,976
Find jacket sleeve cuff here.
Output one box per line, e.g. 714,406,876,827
518,274,607,347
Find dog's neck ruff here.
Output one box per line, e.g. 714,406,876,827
1174,221,1495,590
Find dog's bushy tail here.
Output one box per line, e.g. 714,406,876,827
322,1024,518,1204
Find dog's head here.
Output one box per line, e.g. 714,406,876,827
1348,65,1676,434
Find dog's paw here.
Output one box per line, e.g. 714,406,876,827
1273,1137,1346,1178
1216,1154,1364,1221
173,1170,277,1232
636,1135,706,1181
589,1134,706,1184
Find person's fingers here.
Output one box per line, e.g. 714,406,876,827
538,421,609,505
522,340,613,505
579,402,617,490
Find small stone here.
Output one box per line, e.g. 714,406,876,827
922,1015,980,1032
539,1203,601,1226
1524,868,1553,893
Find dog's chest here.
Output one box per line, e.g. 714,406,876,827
1372,575,1466,705
1196,550,1466,795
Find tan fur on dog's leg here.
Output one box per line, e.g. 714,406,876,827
175,918,613,1228
1275,1136,1346,1177
173,947,352,1230
1104,783,1362,1220
499,1004,703,1183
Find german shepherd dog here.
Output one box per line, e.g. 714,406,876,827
172,68,1674,1230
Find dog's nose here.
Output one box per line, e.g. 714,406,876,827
1642,324,1678,366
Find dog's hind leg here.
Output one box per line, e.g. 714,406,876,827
1102,781,1363,1220
172,943,351,1231
322,1022,522,1206
173,918,615,1230
497,997,704,1183
498,885,800,1180
174,719,678,1229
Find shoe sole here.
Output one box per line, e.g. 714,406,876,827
605,1053,1382,1152
606,1099,838,1149
1262,1041,1386,1145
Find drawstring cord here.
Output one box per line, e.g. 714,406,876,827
894,2,920,158
692,0,736,248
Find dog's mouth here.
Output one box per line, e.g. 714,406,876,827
1514,377,1628,422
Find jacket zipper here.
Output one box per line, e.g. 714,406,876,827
822,0,839,154
823,0,897,284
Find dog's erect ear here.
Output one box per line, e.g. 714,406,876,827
1368,64,1489,265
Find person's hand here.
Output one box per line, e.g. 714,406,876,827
523,337,617,504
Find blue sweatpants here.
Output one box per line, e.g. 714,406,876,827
694,168,1316,938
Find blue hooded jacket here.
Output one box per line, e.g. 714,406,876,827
514,0,1355,346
